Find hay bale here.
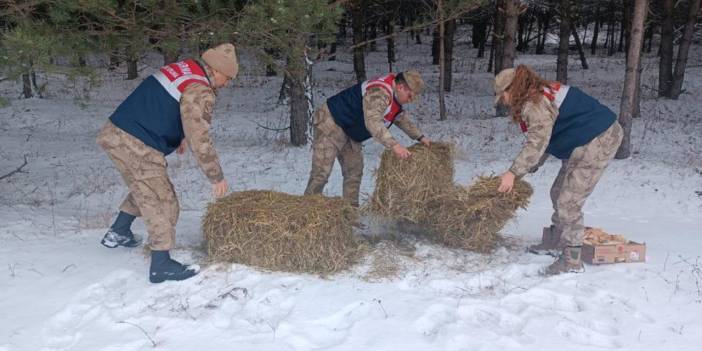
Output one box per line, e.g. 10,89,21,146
424,177,533,253
368,142,454,222
367,141,533,253
202,190,363,274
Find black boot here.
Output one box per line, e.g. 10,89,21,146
527,225,562,256
149,250,199,283
101,211,141,248
101,229,141,248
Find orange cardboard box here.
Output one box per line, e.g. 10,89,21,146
540,226,646,264
582,241,646,264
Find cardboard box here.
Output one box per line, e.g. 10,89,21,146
540,226,646,264
582,241,646,264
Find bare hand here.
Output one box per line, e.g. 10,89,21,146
419,136,431,147
392,144,411,159
212,179,229,199
497,171,515,193
176,140,187,155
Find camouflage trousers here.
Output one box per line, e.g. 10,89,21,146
551,122,623,246
97,121,178,251
304,103,364,207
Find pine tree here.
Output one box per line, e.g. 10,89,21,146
238,0,341,146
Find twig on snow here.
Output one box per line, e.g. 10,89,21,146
256,122,290,132
118,321,157,347
0,155,29,181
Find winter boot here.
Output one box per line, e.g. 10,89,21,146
543,246,585,275
101,229,142,248
528,225,562,256
149,250,200,283
101,211,141,248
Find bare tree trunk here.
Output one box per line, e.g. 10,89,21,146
368,21,378,51
127,58,138,80
494,0,519,116
478,24,490,58
329,14,346,61
502,0,518,70
669,0,701,99
556,0,570,83
472,20,487,49
351,5,366,83
658,0,674,97
288,51,313,146
572,24,588,69
438,0,447,120
633,59,643,118
432,26,440,65
644,23,654,53
523,16,535,52
605,16,615,56
21,73,33,98
109,51,120,71
289,77,307,146
488,36,495,72
536,11,550,55
616,0,648,160
617,10,626,53
591,7,600,55
278,74,289,104
443,18,456,92
493,0,506,73
517,14,527,52
386,18,395,72
623,0,633,54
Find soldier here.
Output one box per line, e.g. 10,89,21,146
494,65,623,275
96,43,238,283
304,70,431,207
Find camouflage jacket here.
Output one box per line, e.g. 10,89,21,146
180,63,224,184
509,96,558,177
362,87,424,149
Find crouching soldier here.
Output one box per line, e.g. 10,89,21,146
494,65,623,275
304,70,431,207
96,43,238,283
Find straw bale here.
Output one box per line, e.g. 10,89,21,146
368,142,454,223
424,177,533,252
202,190,363,274
368,142,533,253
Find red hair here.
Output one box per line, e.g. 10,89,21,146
505,65,555,122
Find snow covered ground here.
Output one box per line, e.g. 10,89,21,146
1,32,701,350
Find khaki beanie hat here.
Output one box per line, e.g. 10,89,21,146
202,43,239,79
402,69,425,102
494,68,516,104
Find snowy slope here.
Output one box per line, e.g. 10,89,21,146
1,32,701,351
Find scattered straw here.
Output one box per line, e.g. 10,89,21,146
202,190,364,274
424,177,533,252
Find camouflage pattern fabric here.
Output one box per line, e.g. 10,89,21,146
97,122,178,251
304,103,364,207
550,122,623,245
